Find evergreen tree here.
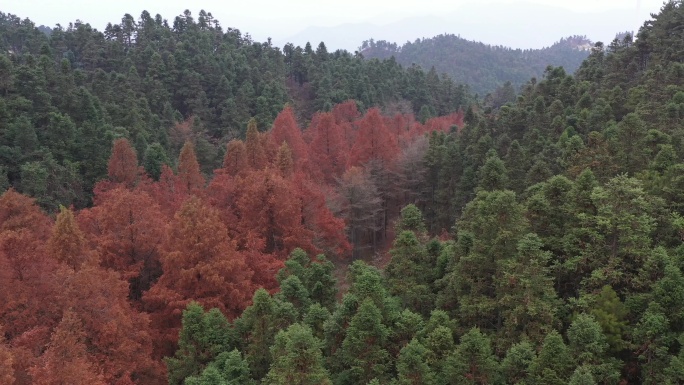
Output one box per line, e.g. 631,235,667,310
263,323,331,385
337,298,391,385
496,233,559,349
234,289,280,381
143,142,170,180
386,230,434,315
501,341,535,384
477,152,508,191
395,339,436,385
529,331,574,385
166,303,234,385
437,190,527,329
444,328,501,385
184,349,255,385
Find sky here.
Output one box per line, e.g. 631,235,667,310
3,0,669,50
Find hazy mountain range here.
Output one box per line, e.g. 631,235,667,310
274,2,641,52
360,35,592,96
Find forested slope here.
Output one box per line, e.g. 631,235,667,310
169,2,684,383
3,1,684,385
0,10,470,210
360,35,591,97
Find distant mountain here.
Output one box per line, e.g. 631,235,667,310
272,15,451,54
275,2,640,53
360,34,592,96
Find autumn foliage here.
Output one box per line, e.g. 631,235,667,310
0,101,462,384
107,138,140,187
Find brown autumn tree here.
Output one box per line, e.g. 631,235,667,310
144,197,254,355
0,191,62,385
78,187,165,302
222,139,248,176
94,138,153,199
395,135,429,204
270,106,308,168
29,311,106,385
349,107,399,167
332,100,361,124
0,190,61,341
308,112,348,183
107,138,139,187
292,172,351,257
206,172,283,291
245,118,270,170
177,141,205,192
60,264,163,384
0,329,15,385
234,168,314,258
276,142,294,177
169,118,194,155
48,207,91,270
204,172,240,237
9,326,54,385
332,100,361,149
0,189,52,235
387,113,413,146
141,165,187,219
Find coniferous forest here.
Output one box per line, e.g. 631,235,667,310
2,1,684,384
360,35,591,97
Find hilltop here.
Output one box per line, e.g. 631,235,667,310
360,34,592,96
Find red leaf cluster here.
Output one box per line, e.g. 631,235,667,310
0,100,463,383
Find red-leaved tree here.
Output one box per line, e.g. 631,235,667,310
144,197,254,355
78,187,165,302
349,107,399,167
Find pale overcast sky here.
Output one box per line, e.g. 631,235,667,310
3,0,669,50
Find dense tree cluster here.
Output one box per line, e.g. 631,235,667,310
0,10,471,210
165,2,684,384
0,98,463,383
360,35,591,97
3,1,684,384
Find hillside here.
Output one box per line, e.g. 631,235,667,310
0,10,471,210
360,34,591,96
3,2,684,385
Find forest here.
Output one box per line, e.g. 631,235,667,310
2,1,684,384
360,35,591,97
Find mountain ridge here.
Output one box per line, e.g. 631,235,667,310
276,2,640,52
360,34,592,96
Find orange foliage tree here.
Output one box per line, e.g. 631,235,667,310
177,141,205,192
234,169,314,258
29,311,106,385
141,165,188,219
350,107,399,167
0,330,15,385
332,100,361,149
276,142,295,177
292,172,351,257
144,197,254,354
59,264,163,384
245,118,271,170
107,138,139,187
0,100,464,384
206,171,283,291
95,138,151,199
78,187,165,302
0,190,60,340
308,112,348,183
48,207,92,270
270,106,308,169
222,139,248,176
